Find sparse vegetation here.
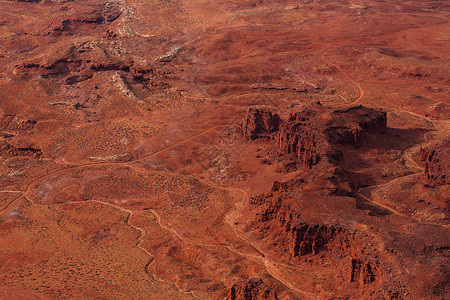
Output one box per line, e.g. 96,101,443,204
1,0,448,299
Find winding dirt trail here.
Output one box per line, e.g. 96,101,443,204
404,146,425,173
319,44,449,231
356,192,405,217
319,44,443,128
0,125,229,214
145,180,317,297
22,195,200,298
357,175,449,229
224,195,319,299
149,209,222,248
319,44,365,106
16,168,316,298
0,122,317,298
0,125,230,298
2,39,444,297
264,259,318,300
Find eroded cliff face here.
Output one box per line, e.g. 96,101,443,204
0,115,41,158
249,178,381,289
2,0,448,299
235,104,408,297
325,106,387,146
239,104,387,170
420,143,449,187
238,108,282,140
277,110,323,169
227,278,278,300
234,102,449,299
16,41,158,88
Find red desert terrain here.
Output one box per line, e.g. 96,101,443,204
0,0,449,299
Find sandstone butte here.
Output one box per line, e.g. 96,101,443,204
0,0,448,299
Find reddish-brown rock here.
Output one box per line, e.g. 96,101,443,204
227,278,278,300
325,105,387,146
0,139,42,158
350,258,378,286
240,104,387,169
0,0,448,299
0,114,36,134
238,108,282,140
249,179,382,290
421,143,449,187
277,107,325,169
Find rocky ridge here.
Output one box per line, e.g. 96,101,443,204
420,143,449,187
234,103,394,297
227,278,278,300
239,103,387,170
249,178,380,289
238,107,282,140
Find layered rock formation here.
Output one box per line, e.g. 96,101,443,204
0,114,36,134
1,0,448,299
0,139,42,158
48,1,122,34
421,143,449,187
249,178,380,287
350,258,377,286
238,104,393,295
239,104,387,169
237,103,449,298
227,278,278,300
18,41,139,83
325,106,387,146
238,108,282,140
277,111,323,169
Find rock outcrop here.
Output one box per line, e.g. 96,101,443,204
250,179,341,257
48,1,122,34
277,109,324,169
16,41,162,95
0,139,42,158
420,144,449,187
0,114,36,134
238,108,282,140
350,258,378,286
240,104,387,169
249,178,380,287
325,106,387,146
227,278,278,300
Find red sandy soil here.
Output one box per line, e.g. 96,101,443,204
0,0,449,299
